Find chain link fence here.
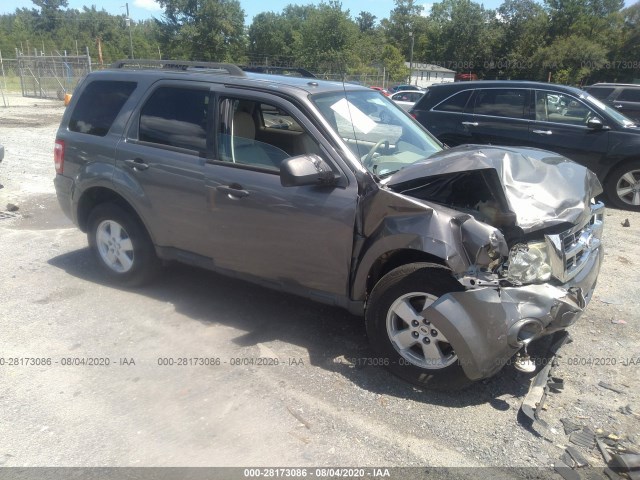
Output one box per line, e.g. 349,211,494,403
17,54,92,99
244,54,392,87
0,52,92,100
0,51,393,104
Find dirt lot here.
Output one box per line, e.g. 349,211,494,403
0,94,638,477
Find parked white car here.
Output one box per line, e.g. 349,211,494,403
390,90,425,111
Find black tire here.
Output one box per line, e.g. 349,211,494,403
365,263,472,390
87,203,160,287
604,161,640,211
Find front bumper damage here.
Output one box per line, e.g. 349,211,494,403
420,226,603,381
378,146,606,381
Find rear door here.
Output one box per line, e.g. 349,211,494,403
415,88,474,146
114,82,211,256
528,89,609,174
466,88,532,146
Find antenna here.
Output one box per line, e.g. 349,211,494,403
340,71,370,175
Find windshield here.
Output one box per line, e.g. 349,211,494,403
582,93,637,127
311,90,442,177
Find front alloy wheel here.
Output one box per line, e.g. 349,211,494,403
386,292,458,370
366,262,472,390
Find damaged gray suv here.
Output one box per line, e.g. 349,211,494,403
54,60,604,390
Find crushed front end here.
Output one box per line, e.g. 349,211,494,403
386,145,605,380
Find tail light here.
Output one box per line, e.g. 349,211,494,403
54,139,65,174
410,113,417,119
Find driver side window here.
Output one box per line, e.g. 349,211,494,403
216,98,320,172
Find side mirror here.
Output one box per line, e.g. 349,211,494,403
280,154,338,187
586,117,605,130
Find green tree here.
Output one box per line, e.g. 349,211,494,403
356,11,377,32
427,0,497,68
381,0,425,58
248,12,294,60
492,0,549,79
533,34,608,84
156,0,246,61
32,0,68,31
298,2,358,72
381,44,410,81
545,0,623,37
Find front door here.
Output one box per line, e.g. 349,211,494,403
203,92,359,299
528,90,609,175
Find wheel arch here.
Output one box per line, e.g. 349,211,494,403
602,157,640,185
355,248,450,303
601,157,640,208
77,187,151,240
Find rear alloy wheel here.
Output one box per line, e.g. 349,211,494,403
606,162,640,210
88,203,159,286
366,263,472,390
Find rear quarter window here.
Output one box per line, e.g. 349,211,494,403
69,80,137,136
433,90,472,112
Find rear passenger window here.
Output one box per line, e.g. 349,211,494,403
618,89,640,102
139,87,209,155
433,90,472,112
473,89,527,119
69,80,136,136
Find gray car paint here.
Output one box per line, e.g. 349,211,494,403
54,69,605,380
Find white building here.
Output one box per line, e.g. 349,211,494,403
405,62,456,88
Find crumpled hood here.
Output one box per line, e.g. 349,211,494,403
386,145,602,233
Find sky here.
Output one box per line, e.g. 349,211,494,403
0,0,635,23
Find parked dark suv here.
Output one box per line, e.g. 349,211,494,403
583,83,640,123
411,80,640,210
54,60,604,390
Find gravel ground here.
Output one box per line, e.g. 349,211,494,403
0,93,638,475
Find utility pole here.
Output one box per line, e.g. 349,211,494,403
125,3,134,60
408,31,415,85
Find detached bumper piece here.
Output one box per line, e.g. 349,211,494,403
520,331,571,436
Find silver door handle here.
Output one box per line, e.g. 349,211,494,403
461,122,478,127
124,158,149,170
217,185,249,198
532,129,553,135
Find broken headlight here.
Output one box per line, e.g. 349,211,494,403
506,241,551,284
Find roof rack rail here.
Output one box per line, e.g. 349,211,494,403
240,65,316,78
110,59,245,77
